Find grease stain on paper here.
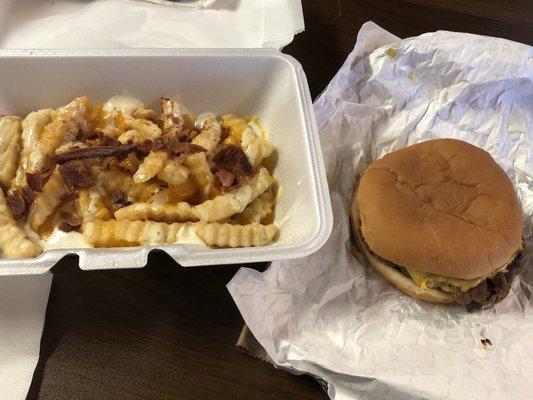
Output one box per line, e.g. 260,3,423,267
386,47,398,59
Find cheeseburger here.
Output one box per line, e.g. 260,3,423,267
351,139,523,306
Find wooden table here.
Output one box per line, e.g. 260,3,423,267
28,2,532,399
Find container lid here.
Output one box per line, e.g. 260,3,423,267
0,0,304,49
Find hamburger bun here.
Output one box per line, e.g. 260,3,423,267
351,139,523,304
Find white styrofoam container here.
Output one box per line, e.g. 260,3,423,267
0,49,332,274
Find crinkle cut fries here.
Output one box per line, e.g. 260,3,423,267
0,95,278,259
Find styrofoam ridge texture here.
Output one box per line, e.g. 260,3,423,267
0,49,333,274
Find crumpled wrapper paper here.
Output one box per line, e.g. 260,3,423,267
0,0,303,49
228,22,533,400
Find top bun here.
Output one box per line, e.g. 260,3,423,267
356,139,522,280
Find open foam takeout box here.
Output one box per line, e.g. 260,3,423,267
0,49,333,274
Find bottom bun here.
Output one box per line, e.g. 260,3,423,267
350,192,455,304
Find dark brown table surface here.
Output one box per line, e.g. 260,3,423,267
28,1,532,399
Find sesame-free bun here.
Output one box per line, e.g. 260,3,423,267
355,139,522,280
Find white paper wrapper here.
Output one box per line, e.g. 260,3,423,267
140,0,216,7
0,274,52,400
0,0,303,49
228,22,533,400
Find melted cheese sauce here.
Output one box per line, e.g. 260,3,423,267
103,94,143,115
169,224,206,246
0,117,18,147
40,228,92,251
39,224,206,250
8,94,267,254
247,119,264,137
194,112,216,130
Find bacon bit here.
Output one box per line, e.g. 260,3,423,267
21,186,37,206
110,190,131,211
213,145,253,176
134,140,153,159
26,167,52,192
101,157,114,170
212,145,253,189
7,191,27,219
55,142,138,164
60,191,79,202
151,139,166,151
152,137,205,155
58,160,94,191
111,190,126,204
85,131,119,146
115,154,140,174
102,136,120,146
216,170,236,189
57,212,82,232
167,140,206,155
220,126,230,142
86,132,100,141
178,128,197,142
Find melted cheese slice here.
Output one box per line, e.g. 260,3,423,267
405,252,519,293
406,269,483,292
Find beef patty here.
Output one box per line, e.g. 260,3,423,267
452,252,522,306
355,221,523,307
365,240,522,307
